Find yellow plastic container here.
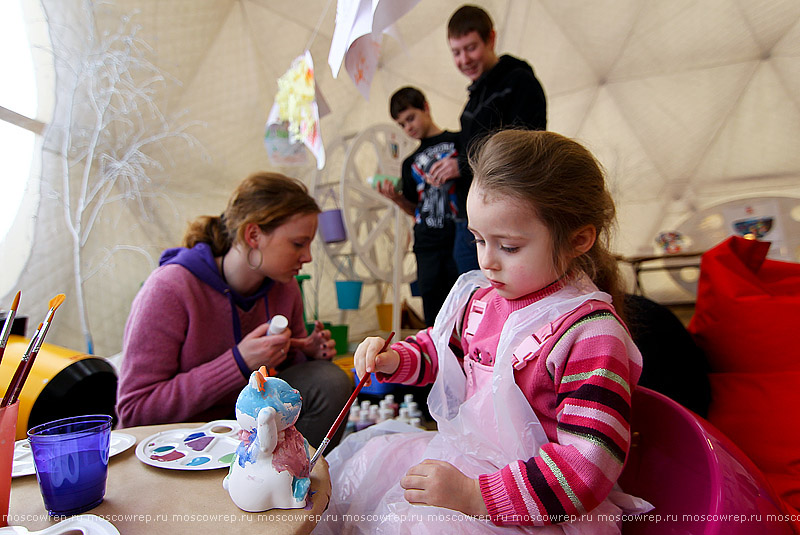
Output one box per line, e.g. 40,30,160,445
333,355,355,387
376,303,392,331
0,335,116,439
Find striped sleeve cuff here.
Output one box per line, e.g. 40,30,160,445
480,463,547,526
378,342,420,384
480,467,524,525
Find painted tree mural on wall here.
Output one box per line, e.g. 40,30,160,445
43,0,201,352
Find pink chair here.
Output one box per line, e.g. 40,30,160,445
619,387,795,535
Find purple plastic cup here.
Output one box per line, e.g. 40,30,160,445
28,414,112,516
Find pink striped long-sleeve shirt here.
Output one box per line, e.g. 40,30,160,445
382,283,642,526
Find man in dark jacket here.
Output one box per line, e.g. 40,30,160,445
432,4,547,271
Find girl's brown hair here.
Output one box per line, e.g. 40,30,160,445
470,130,625,313
182,172,320,256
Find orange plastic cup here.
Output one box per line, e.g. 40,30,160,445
0,401,19,527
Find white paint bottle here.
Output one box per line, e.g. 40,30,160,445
267,315,289,335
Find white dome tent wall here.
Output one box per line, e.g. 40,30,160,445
2,0,799,356
510,0,800,300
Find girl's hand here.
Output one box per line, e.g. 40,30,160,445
353,336,399,384
238,323,291,370
400,459,488,517
290,320,336,360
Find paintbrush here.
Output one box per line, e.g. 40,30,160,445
1,294,65,407
0,291,21,366
1,322,41,408
309,331,395,469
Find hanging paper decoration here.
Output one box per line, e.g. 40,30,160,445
266,50,326,169
343,34,381,99
328,0,420,99
264,122,308,167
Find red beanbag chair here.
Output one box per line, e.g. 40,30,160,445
689,236,800,517
689,236,800,372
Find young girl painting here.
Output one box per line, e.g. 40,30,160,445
314,130,650,534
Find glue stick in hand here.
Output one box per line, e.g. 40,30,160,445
267,315,288,335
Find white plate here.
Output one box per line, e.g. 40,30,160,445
134,420,240,470
12,431,137,478
0,514,120,534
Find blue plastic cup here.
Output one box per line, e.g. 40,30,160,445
28,414,112,516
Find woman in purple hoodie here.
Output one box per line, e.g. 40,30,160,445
117,172,352,448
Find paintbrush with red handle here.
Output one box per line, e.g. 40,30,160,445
309,331,395,469
1,294,65,407
1,322,41,408
0,291,21,366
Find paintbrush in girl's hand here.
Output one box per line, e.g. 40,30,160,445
1,294,65,407
309,332,395,469
0,291,21,366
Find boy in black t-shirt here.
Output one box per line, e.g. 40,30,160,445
377,87,468,326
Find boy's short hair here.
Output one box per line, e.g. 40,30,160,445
390,86,427,119
447,5,494,42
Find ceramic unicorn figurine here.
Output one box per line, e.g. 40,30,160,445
223,366,311,512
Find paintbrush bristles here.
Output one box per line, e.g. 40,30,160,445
39,294,66,331
0,291,21,358
49,293,66,310
33,296,65,354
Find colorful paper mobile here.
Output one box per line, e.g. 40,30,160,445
266,50,325,169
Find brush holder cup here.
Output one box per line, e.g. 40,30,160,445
0,401,19,526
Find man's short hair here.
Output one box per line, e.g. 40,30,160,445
390,86,427,119
447,5,494,42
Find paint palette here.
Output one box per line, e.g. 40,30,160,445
135,420,240,470
13,431,137,478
